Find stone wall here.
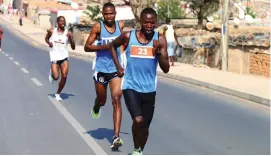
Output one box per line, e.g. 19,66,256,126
72,24,92,46
227,47,250,75
227,46,270,77
175,28,270,77
177,45,270,77
249,53,270,77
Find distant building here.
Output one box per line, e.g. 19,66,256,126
3,0,13,8
13,0,22,9
50,8,84,27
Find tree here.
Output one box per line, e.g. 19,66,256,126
83,5,103,22
157,0,185,21
186,0,220,25
127,0,156,22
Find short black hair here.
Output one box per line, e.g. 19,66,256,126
140,7,157,18
57,16,65,22
103,2,115,10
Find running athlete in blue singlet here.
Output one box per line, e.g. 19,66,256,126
109,8,170,155
84,2,125,150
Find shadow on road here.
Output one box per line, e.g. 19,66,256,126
86,128,129,152
48,93,75,100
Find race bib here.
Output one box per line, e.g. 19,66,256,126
130,45,155,59
53,41,65,49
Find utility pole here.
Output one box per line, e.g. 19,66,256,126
221,0,229,71
167,0,169,18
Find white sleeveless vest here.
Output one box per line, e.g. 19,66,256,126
49,28,69,61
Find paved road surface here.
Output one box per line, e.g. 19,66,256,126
0,25,270,155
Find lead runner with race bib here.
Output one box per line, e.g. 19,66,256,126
109,7,170,155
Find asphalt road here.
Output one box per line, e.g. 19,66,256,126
0,25,270,155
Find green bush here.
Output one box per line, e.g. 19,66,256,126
246,7,257,19
83,5,103,22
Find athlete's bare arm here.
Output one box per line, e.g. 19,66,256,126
84,23,108,52
154,34,170,73
67,31,75,50
109,32,130,76
45,28,53,48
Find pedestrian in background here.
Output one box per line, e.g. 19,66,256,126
19,11,23,26
0,26,3,52
164,19,182,66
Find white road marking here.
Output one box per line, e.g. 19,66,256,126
21,68,29,74
30,78,43,87
2,52,5,54
5,54,9,56
9,57,13,60
14,61,20,65
47,96,107,155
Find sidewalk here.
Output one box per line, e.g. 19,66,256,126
1,15,270,106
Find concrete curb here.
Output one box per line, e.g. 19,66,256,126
2,17,270,106
157,72,270,106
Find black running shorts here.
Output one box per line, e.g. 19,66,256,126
123,89,156,128
93,71,119,85
51,57,69,66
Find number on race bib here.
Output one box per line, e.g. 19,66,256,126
138,48,148,55
130,46,155,59
54,41,65,49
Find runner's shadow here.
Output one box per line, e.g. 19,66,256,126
61,93,75,100
47,93,75,100
86,128,129,152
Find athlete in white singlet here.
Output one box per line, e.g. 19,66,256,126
45,16,75,101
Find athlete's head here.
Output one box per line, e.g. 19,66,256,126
57,16,66,29
140,7,157,36
102,2,116,26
